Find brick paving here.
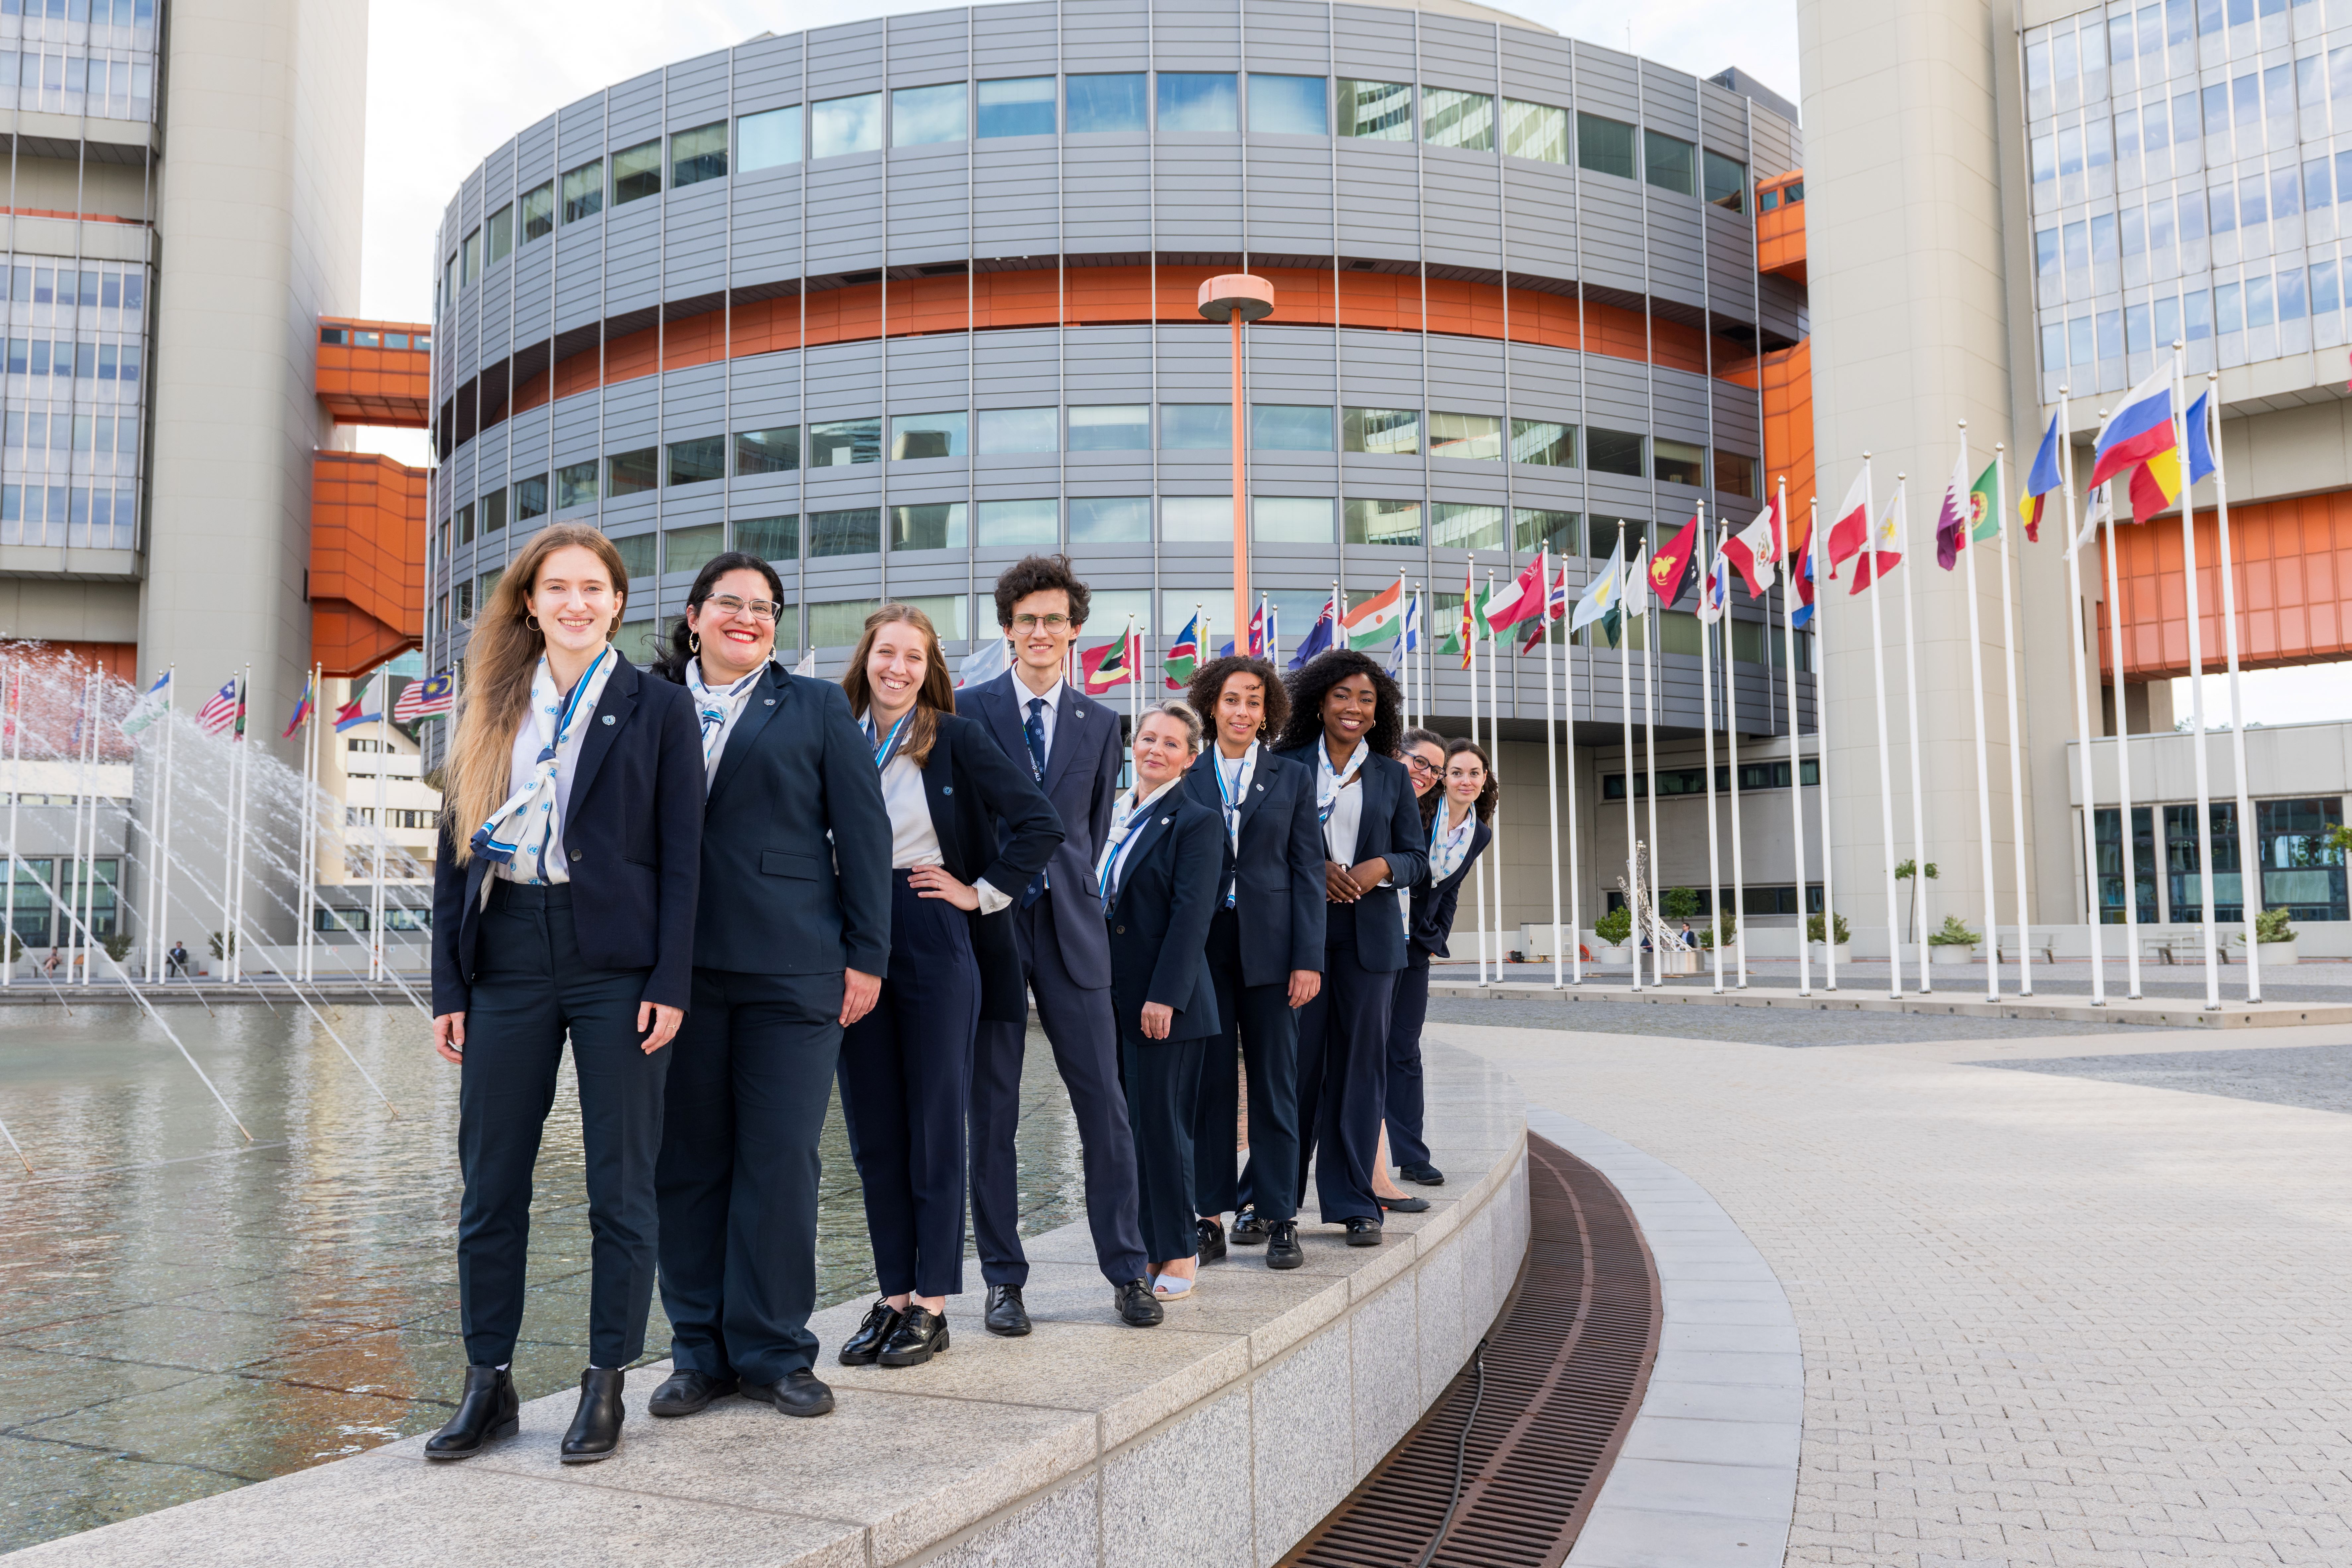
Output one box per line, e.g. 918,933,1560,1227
1974,1042,2352,1118
1435,1012,2352,1567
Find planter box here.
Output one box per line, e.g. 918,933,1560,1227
1808,942,1852,966
1656,947,1698,976
1595,944,1632,965
1928,944,1978,965
2250,939,2299,966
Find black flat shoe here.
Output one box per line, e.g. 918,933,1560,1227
1345,1217,1384,1247
423,1365,517,1460
984,1283,1032,1337
647,1368,737,1418
1229,1208,1269,1245
1115,1278,1165,1327
1378,1194,1431,1213
1265,1219,1304,1270
878,1304,950,1366
560,1368,625,1463
838,1298,903,1366
1196,1216,1227,1264
1399,1161,1447,1187
742,1368,836,1418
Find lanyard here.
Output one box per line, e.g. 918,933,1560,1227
865,709,914,770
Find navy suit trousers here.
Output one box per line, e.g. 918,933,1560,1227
1290,905,1394,1226
1385,956,1433,1168
1198,908,1303,1224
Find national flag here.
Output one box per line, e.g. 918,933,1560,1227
2126,449,2182,523
1721,499,1783,600
958,632,1013,689
196,677,240,736
1848,493,1904,594
2065,487,2111,560
1482,556,1548,631
234,682,247,739
120,672,171,738
1454,560,1478,668
1246,599,1268,659
2019,413,2061,544
281,673,315,738
333,675,381,733
1968,460,2000,544
1081,628,1140,693
1163,613,1201,688
1826,468,1872,572
1934,451,1972,571
1516,562,1570,655
1343,578,1406,648
393,669,455,722
1287,595,1337,671
1570,535,1627,637
1648,514,1701,608
1696,545,1731,625
2185,390,2216,486
791,647,817,677
2087,365,2176,492
1791,529,1820,629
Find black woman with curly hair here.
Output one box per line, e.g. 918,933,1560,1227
1273,649,1427,1247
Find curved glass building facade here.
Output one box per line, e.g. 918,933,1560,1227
424,0,1808,750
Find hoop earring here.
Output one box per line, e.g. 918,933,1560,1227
525,615,541,632
689,631,702,654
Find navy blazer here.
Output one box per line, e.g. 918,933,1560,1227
964,670,1121,989
676,663,893,978
432,654,704,1015
1409,815,1494,960
1181,744,1326,988
1273,743,1429,975
1102,792,1224,1042
905,711,1064,1024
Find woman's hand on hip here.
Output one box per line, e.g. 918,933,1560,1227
1287,969,1321,1009
637,1001,684,1054
907,865,980,911
1141,1001,1174,1040
433,1012,466,1064
841,967,882,1027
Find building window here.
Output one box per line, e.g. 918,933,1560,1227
897,594,967,641
610,531,656,580
1248,73,1326,135
739,105,802,170
734,426,800,474
889,410,966,460
1160,404,1232,450
1585,427,1645,477
2164,802,2244,924
1160,496,1232,541
459,227,481,284
1344,497,1421,547
1653,438,1706,487
608,447,658,496
977,498,1059,548
2255,797,2348,921
1514,508,1578,555
1703,149,1748,211
1644,130,1696,196
812,92,883,158
562,159,604,223
809,418,881,466
1502,100,1567,163
671,121,728,186
1760,185,1781,212
1068,405,1148,450
1428,411,1502,461
891,503,966,552
486,203,514,265
1715,451,1759,499
612,139,661,204
809,597,881,645
557,460,598,511
1068,496,1150,543
665,522,724,578
1253,496,1334,543
455,502,474,544
455,579,474,621
1338,79,1412,140
667,436,725,486
892,82,966,146
735,514,797,562
1158,72,1237,132
1252,404,1333,450
478,566,504,606
1424,88,1494,152
978,76,1055,138
1344,407,1420,456
1509,418,1573,466
809,508,880,558
976,407,1057,453
1577,112,1635,179
514,473,548,521
1067,73,1146,134
1430,502,1505,551
482,487,508,533
2093,807,2160,925
520,180,554,242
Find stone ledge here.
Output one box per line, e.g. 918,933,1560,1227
10,1045,1531,1568
1429,978,2352,1028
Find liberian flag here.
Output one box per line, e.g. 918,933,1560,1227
393,669,456,721
2018,414,2061,544
196,677,241,737
1721,497,1783,600
2088,366,2176,495
1825,469,1871,574
1344,578,1406,649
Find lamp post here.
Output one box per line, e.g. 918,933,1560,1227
1198,274,1274,650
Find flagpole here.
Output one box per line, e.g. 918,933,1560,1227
1777,477,1809,998
2,666,15,989
2204,373,2259,1001
1958,422,2000,1003
1561,572,1583,988
84,671,101,985
2100,476,2143,999
373,679,390,984
1487,570,1507,978
1539,547,1563,988
1699,531,1724,994
2058,393,2109,1005
1616,525,1639,992
156,667,174,986
235,665,254,984
305,665,320,983
1639,555,1660,988
1469,583,1489,987
1811,498,1837,992
1892,481,1932,992
1865,462,1903,999
1994,443,2031,995
2170,345,2220,1010
1722,511,1746,989
71,672,89,985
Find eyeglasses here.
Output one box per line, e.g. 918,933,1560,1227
1011,613,1073,633
1404,756,1440,777
705,594,783,624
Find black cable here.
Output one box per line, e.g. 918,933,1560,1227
1415,1336,1488,1568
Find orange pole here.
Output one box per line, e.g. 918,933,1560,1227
1232,311,1249,649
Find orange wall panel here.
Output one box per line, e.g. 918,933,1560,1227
2097,487,2352,679
317,317,433,428
1757,170,1806,284
311,450,427,679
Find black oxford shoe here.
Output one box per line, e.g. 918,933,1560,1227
742,1368,836,1418
1115,1278,1165,1327
423,1365,517,1461
647,1368,737,1417
984,1283,1031,1336
838,1298,903,1366
1196,1215,1228,1264
1265,1219,1304,1270
560,1368,626,1463
1399,1161,1447,1187
1345,1217,1384,1247
1229,1208,1270,1245
878,1304,950,1366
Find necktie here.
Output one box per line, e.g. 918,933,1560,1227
1021,697,1049,908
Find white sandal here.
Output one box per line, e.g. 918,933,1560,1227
1151,1272,1195,1300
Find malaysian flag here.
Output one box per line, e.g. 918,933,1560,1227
392,669,455,722
195,677,241,736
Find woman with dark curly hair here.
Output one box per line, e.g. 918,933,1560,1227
1273,649,1426,1246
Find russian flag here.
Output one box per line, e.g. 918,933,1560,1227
2088,367,2176,493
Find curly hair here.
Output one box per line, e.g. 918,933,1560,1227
1275,648,1403,757
1186,655,1289,743
991,554,1092,630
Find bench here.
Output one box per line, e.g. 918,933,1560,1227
2137,926,2230,965
1997,932,2058,965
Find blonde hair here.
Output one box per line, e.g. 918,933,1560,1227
443,523,630,861
1139,699,1203,754
839,603,957,767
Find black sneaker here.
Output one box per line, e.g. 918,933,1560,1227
1196,1215,1228,1264
1229,1207,1270,1245
1265,1219,1304,1270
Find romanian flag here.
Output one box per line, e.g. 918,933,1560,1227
1648,513,1701,608
1825,469,1871,574
2019,414,2061,544
2088,366,2176,494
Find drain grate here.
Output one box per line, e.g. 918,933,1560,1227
1279,1133,1661,1568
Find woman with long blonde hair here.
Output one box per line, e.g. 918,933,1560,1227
425,521,704,1466
831,604,1075,1368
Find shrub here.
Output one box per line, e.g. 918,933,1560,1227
1593,907,1633,945
1807,912,1851,945
102,932,133,963
209,930,237,960
1662,886,1701,920
1697,909,1738,950
1928,914,1981,947
2247,907,2296,945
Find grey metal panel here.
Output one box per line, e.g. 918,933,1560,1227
1698,79,1751,161
1336,328,1421,404
1062,325,1154,398
1426,463,1508,503
473,446,508,497
1506,343,1581,417
1581,473,1652,519
558,92,606,155
1061,0,1148,69
667,49,731,129
1157,456,1235,488
460,166,484,235
729,169,804,286
608,70,664,149
478,266,512,364
506,420,549,480
805,163,886,274
517,116,557,189
483,142,515,210
602,378,659,449
1644,194,1705,308
972,148,1058,256
886,334,970,407
602,201,663,316
805,340,885,410
1063,456,1155,487
1510,467,1581,510
1244,0,1333,73
553,392,602,469
1581,360,1651,428
1575,181,1647,295
1503,166,1577,280
1500,31,1575,104
554,221,604,334
1425,336,1507,409
890,461,967,491
1330,3,1416,80
1423,147,1502,273
662,362,727,432
970,462,1061,491
1243,145,1335,253
1638,62,1699,141
1153,144,1243,250
1747,102,1800,180
1155,325,1234,398
807,18,887,97
885,151,973,265
1573,42,1640,121
886,10,969,85
972,1,1057,74
973,330,1060,401
733,34,804,114
1417,14,1497,92
1335,462,1420,496
1244,325,1334,397
602,496,660,548
1711,379,1762,452
1151,0,1237,70
1651,368,1710,438
1251,454,1340,488
1061,142,1152,252
1335,143,1419,256
728,351,804,426
728,470,804,517
663,184,730,298
1758,274,1804,345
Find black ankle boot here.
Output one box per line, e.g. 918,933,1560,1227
424,1365,518,1461
560,1368,625,1464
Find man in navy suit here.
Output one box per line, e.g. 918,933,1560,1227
965,556,1150,1333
